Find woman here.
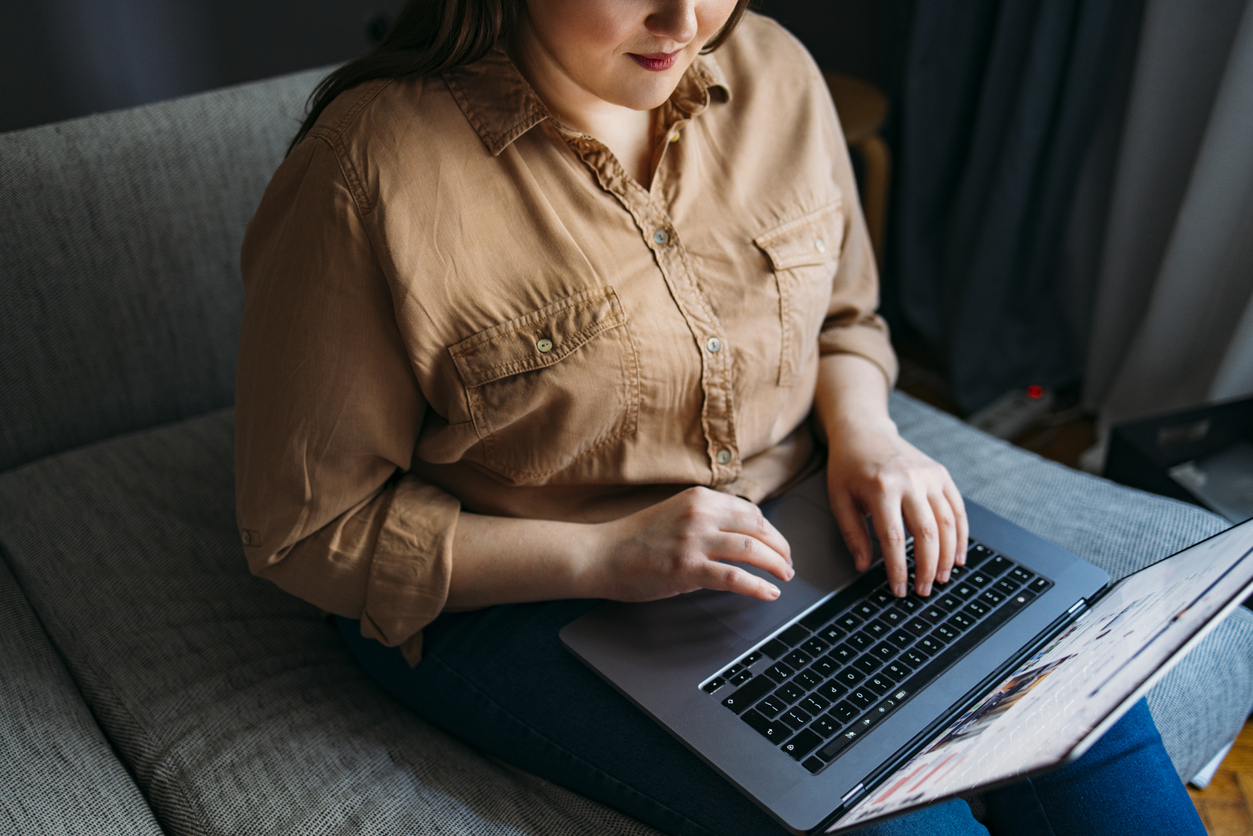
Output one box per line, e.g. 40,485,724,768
234,1,1205,833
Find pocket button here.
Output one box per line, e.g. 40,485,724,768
536,338,553,353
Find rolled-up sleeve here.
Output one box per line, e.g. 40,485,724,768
235,137,457,664
813,67,899,389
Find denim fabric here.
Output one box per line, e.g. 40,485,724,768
338,604,1204,836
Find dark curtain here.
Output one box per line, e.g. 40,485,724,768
885,0,1142,414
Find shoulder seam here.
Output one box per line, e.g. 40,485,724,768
307,78,395,215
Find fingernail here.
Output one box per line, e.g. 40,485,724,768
937,570,951,584
786,568,795,581
956,555,966,566
769,586,781,599
893,582,907,598
919,582,932,597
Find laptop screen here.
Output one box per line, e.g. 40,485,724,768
832,517,1253,832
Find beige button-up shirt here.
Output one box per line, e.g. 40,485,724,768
235,13,897,663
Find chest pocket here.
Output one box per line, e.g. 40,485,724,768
449,286,640,484
754,201,844,387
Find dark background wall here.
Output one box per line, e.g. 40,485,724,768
0,0,890,134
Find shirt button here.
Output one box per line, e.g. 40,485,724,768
716,449,732,465
669,131,681,143
816,238,827,253
653,230,669,245
706,337,722,353
536,338,554,353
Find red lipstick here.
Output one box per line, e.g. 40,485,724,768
630,51,680,72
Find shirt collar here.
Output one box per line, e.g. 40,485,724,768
443,44,732,157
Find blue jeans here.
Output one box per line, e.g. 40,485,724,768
337,601,1205,836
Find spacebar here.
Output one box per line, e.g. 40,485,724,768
818,594,1028,762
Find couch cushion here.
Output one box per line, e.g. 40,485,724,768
0,410,660,836
0,558,166,835
890,391,1253,779
0,68,321,474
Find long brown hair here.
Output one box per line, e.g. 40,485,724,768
289,0,753,154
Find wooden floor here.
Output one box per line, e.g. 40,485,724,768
893,357,1251,834
1189,721,1253,836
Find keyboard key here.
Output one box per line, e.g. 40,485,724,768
905,617,931,635
980,589,1005,607
867,673,895,693
933,624,959,643
783,729,823,760
965,600,990,618
829,643,856,664
764,662,795,683
847,632,873,651
985,556,1012,577
834,668,865,687
952,583,977,600
801,637,830,657
813,714,842,738
881,609,905,627
802,694,831,714
854,655,882,674
967,572,992,588
830,701,858,722
760,638,788,660
948,565,966,582
921,606,946,624
995,578,1021,595
836,613,863,631
949,612,975,630
817,680,850,702
917,635,944,655
778,681,806,703
783,649,813,669
1010,567,1033,584
702,677,726,694
864,620,890,639
721,676,774,713
870,641,897,661
1029,577,1052,593
903,648,929,667
729,669,753,685
722,664,743,678
810,656,838,677
819,728,861,761
740,651,763,666
817,624,847,643
784,707,812,728
895,597,922,614
869,589,894,607
803,756,826,773
758,695,788,718
849,688,876,709
1006,589,1036,609
778,624,811,646
741,709,792,742
852,602,879,620
966,544,993,567
889,630,915,648
795,668,823,690
886,660,913,679
937,595,962,612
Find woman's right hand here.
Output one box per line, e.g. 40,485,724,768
584,487,794,603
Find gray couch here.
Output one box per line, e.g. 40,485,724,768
1,68,1250,836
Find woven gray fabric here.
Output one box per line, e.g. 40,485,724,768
0,68,323,474
891,391,1253,778
0,557,166,835
0,410,660,836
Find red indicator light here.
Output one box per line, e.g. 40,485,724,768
1026,385,1044,399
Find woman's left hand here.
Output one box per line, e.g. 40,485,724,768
813,354,968,599
825,416,967,599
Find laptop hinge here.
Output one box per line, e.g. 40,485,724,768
840,783,864,805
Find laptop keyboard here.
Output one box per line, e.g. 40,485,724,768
702,540,1053,774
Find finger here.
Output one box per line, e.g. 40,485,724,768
867,491,910,597
831,491,874,571
929,490,957,584
706,532,794,583
718,499,793,567
902,491,939,597
696,560,781,601
946,482,970,567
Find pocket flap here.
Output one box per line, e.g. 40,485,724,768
450,287,626,389
753,201,843,271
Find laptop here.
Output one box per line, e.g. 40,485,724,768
560,472,1253,834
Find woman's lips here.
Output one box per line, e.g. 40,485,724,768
629,51,681,72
